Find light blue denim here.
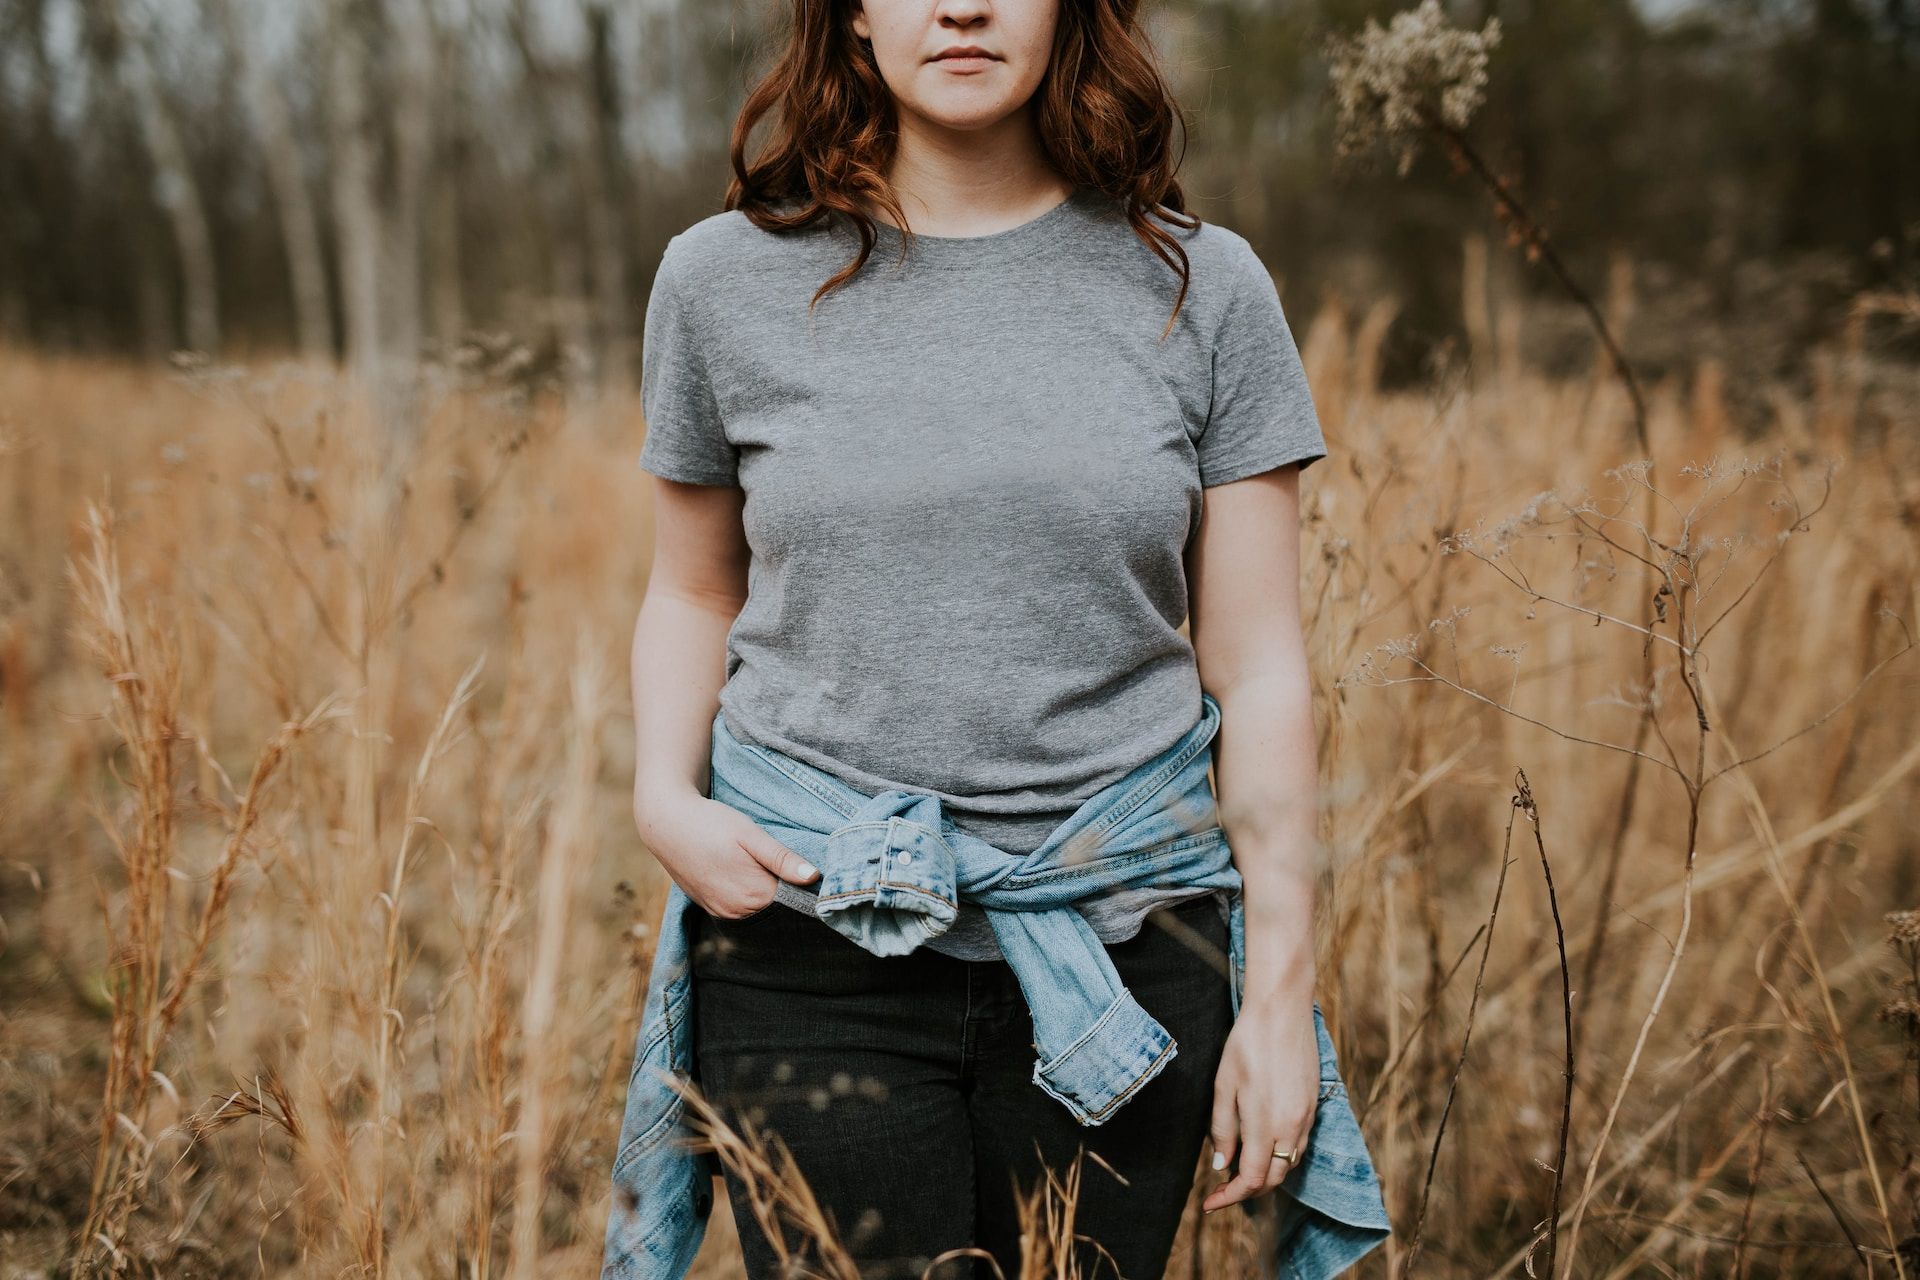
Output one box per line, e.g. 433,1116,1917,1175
602,692,1392,1279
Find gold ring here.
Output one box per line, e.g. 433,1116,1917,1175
1271,1146,1297,1163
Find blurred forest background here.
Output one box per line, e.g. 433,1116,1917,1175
3,0,1917,401
4,1,1920,1278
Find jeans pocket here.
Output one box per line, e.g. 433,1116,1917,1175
689,899,788,978
721,901,780,924
698,893,783,927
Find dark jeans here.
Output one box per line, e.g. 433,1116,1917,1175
687,892,1234,1280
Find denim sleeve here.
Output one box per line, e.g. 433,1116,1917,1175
637,236,739,487
1196,235,1328,488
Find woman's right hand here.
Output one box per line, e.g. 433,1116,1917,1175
635,790,821,919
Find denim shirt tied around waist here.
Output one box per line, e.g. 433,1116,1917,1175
602,691,1391,1280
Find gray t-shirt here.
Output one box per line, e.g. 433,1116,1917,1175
639,186,1326,960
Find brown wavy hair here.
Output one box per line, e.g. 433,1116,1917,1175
721,0,1202,339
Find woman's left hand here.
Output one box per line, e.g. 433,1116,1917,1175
1202,990,1319,1213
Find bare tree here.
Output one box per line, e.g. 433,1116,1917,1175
88,0,223,356
581,0,636,384
0,0,58,340
208,0,334,362
423,0,470,350
505,0,632,391
326,0,434,433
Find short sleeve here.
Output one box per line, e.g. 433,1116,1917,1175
1196,240,1328,486
637,238,738,486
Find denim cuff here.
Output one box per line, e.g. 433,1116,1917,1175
1268,1086,1394,1277
812,816,960,955
1030,988,1179,1126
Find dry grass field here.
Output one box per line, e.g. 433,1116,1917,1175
1,260,1917,1278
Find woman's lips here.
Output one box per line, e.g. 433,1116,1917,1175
934,55,996,72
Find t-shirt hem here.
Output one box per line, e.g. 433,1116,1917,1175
638,451,739,487
1198,443,1327,488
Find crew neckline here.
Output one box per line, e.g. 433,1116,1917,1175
855,187,1107,267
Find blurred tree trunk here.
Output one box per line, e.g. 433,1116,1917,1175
582,0,635,386
90,0,223,356
70,0,160,354
327,0,433,435
209,0,335,363
0,0,56,341
507,0,631,391
506,0,588,385
386,0,434,423
424,0,469,352
328,0,382,391
1781,0,1920,252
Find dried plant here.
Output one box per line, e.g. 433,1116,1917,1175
66,498,337,1276
1881,909,1920,1122
1326,0,1501,180
1326,0,1649,451
663,1064,1144,1280
1343,451,1916,1278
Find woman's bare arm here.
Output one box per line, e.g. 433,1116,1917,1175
1184,463,1324,1213
631,476,819,914
1186,465,1323,1007
631,478,749,818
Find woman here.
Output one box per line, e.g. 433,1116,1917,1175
603,2,1390,1278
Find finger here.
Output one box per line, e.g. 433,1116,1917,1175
1206,1080,1239,1177
740,826,819,884
1203,1120,1277,1212
1269,1124,1309,1187
1277,1097,1317,1172
1258,1104,1318,1196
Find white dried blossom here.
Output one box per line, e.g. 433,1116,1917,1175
1337,631,1427,688
1426,604,1470,645
1381,632,1421,660
1606,458,1657,487
1447,488,1574,561
1326,0,1503,176
1890,909,1920,947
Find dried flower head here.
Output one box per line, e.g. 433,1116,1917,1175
1325,0,1503,176
1888,908,1920,948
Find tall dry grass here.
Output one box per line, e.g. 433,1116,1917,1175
0,253,1916,1278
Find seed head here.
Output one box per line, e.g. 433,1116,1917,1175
1887,908,1920,947
1879,995,1920,1027
1325,0,1503,176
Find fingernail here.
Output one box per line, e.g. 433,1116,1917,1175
796,860,817,877
1211,1151,1227,1171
